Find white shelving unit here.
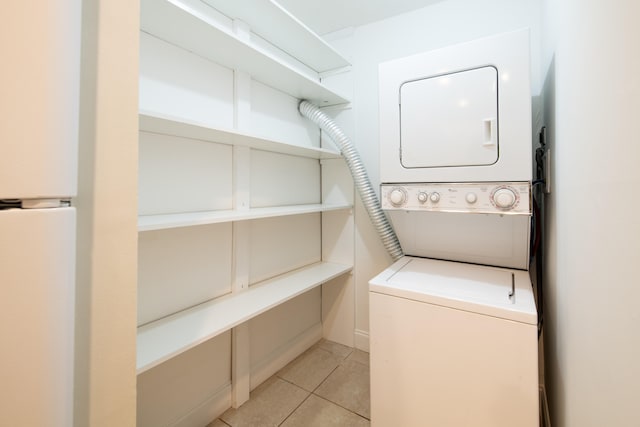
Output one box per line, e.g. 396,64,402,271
138,110,352,232
139,203,351,232
200,0,350,73
140,0,350,106
137,108,353,377
137,261,352,373
139,111,342,160
137,0,355,420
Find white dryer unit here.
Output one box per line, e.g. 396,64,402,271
369,257,539,427
379,29,532,184
377,29,533,268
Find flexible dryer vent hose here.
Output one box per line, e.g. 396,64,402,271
298,100,404,261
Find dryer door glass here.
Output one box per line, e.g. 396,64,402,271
400,66,498,168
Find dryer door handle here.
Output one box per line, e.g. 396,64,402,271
508,273,515,302
483,118,497,146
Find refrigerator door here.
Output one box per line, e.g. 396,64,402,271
0,2,81,199
0,208,75,426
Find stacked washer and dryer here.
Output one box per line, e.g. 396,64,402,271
369,30,539,426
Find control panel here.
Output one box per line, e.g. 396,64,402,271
381,182,531,215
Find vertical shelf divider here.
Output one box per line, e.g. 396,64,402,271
231,64,252,408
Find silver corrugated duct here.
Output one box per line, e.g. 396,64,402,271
298,100,404,261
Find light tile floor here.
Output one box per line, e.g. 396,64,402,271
208,340,370,426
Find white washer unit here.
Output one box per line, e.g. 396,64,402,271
370,29,539,427
370,255,539,427
370,257,538,427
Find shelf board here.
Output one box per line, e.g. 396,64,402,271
201,0,350,73
138,203,352,232
141,0,349,106
139,111,342,159
137,261,352,373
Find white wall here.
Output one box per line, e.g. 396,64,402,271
540,0,640,425
75,0,139,425
327,0,542,350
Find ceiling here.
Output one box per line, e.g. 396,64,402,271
276,0,445,35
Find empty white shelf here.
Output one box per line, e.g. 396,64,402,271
138,203,352,232
201,0,350,73
137,261,352,373
141,0,349,106
139,111,342,159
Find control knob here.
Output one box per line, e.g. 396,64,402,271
429,192,440,203
465,192,478,204
492,187,517,209
417,192,428,204
389,188,407,207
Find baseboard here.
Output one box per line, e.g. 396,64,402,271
249,322,323,390
540,385,551,427
354,329,369,352
172,383,231,427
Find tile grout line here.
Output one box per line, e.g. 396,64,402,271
288,343,372,420
276,359,338,427
218,342,369,426
309,393,372,422
310,363,341,394
277,356,344,426
315,358,371,420
341,355,369,368
312,352,372,421
278,361,371,425
276,390,314,427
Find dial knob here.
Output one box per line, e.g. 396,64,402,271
429,192,440,203
417,192,428,203
493,188,517,209
465,192,478,204
389,188,407,206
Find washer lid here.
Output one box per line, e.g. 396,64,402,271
369,257,537,324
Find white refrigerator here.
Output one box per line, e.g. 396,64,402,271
0,3,81,426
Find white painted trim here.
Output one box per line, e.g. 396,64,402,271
354,329,370,352
75,0,139,424
249,322,323,390
231,324,250,408
319,65,353,79
172,383,232,427
322,274,355,347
